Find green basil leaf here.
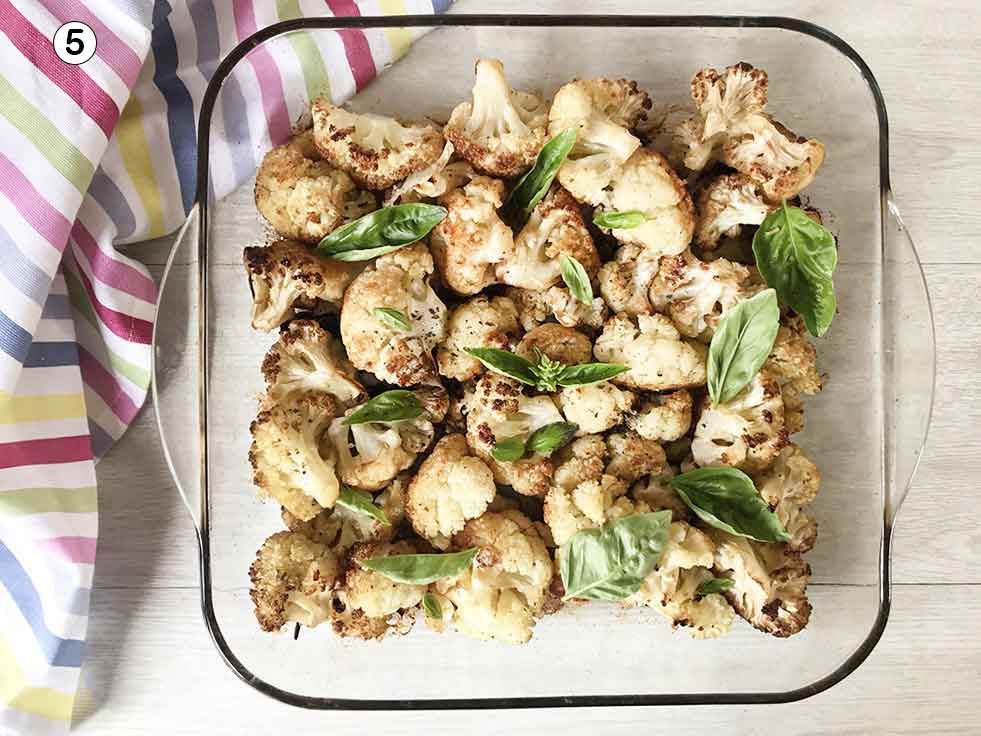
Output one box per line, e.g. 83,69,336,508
492,435,527,462
559,254,593,305
670,467,791,543
464,347,539,386
358,548,478,585
502,128,577,228
531,351,566,392
752,202,838,337
696,576,734,596
317,203,447,261
422,592,443,619
593,210,649,229
335,485,390,526
526,422,578,456
560,511,673,601
556,362,629,387
707,288,780,405
342,390,422,426
372,307,411,332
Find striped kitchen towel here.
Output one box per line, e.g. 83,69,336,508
0,1,448,732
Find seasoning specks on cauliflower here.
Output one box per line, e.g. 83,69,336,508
558,382,634,435
628,390,693,442
515,323,592,366
694,173,771,249
598,244,661,316
341,541,427,618
594,313,707,391
437,295,520,381
752,444,820,552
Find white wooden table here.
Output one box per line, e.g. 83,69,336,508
72,1,981,733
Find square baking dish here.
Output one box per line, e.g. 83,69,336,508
151,15,935,709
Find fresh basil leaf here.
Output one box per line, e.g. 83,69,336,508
697,576,734,596
372,307,411,332
531,352,566,392
559,254,593,305
560,511,673,601
502,128,577,228
464,347,539,386
526,422,578,456
342,389,422,426
556,362,629,387
358,548,478,585
593,210,649,229
335,485,390,526
422,592,443,619
670,467,791,543
752,201,838,337
707,288,780,405
492,435,527,462
317,203,447,261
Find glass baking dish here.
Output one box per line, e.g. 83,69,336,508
151,15,935,709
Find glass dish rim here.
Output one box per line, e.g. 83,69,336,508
187,13,900,710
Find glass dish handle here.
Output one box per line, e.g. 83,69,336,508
882,195,935,527
152,205,203,534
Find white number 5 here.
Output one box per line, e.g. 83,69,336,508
53,22,97,65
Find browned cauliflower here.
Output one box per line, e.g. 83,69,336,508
694,173,771,249
311,98,445,190
339,243,447,386
594,314,707,391
544,471,632,546
551,435,607,491
506,285,608,331
339,541,427,618
445,58,548,177
243,240,361,332
628,390,693,442
604,431,666,484
597,244,661,316
558,382,634,435
764,321,823,434
437,295,520,382
752,444,820,552
631,467,691,522
515,323,592,366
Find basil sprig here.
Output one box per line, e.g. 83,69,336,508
492,421,578,463
373,307,411,331
560,511,672,601
358,548,477,585
670,467,791,543
464,347,627,393
336,486,390,526
696,576,734,597
593,210,649,229
707,288,780,405
422,592,443,619
343,390,422,426
317,203,447,261
502,129,577,228
752,201,837,337
559,254,593,305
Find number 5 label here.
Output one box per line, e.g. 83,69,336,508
53,21,97,65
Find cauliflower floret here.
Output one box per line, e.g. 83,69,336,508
628,390,693,442
558,382,634,435
383,140,456,206
604,431,666,483
430,176,515,295
598,148,695,257
694,173,771,250
552,434,607,490
548,79,650,206
261,319,365,406
249,531,339,632
598,244,661,316
498,186,600,291
708,529,812,637
692,371,787,472
339,243,447,386
544,472,629,546
243,240,361,332
249,391,339,521
631,467,691,522
438,510,553,644
752,444,820,552
515,323,592,366
445,58,548,177
764,322,823,434
340,541,427,618
506,286,608,331
465,373,563,496
405,434,497,549
649,250,759,339
594,314,707,391
437,295,520,381
311,98,445,190
255,130,377,243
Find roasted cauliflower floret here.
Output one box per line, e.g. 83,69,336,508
438,510,553,644
692,371,787,473
261,319,365,405
548,78,650,205
506,285,608,331
558,382,634,435
445,58,548,177
437,295,520,381
552,434,607,490
340,541,427,618
243,240,361,332
752,444,820,552
249,531,339,632
604,431,666,483
249,391,339,521
339,243,447,386
383,140,456,206
255,130,376,243
464,373,563,496
430,176,515,295
598,244,661,316
628,390,693,442
631,467,691,522
515,323,593,366
594,314,707,391
405,434,497,549
694,173,771,249
764,322,823,434
311,98,445,190
544,472,630,546
708,529,812,637
498,186,600,291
